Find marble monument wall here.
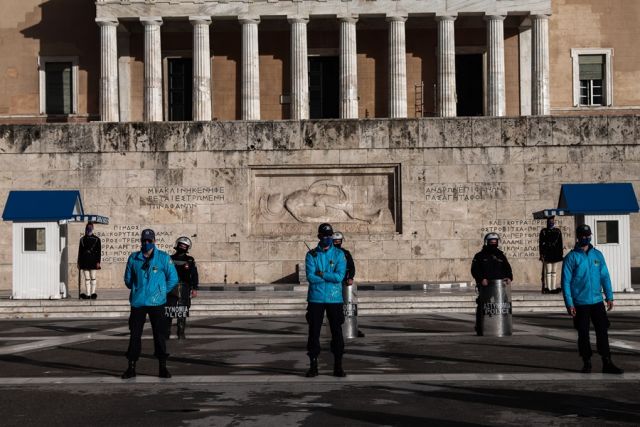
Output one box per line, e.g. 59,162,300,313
0,116,638,289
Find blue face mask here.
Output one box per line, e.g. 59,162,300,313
579,236,591,246
142,242,155,253
320,237,333,248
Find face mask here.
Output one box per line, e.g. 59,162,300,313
85,227,94,236
320,237,333,248
547,221,555,229
176,246,187,254
142,242,155,253
333,240,342,248
579,236,591,246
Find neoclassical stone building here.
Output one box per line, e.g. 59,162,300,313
1,0,639,123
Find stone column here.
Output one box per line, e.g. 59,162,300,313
140,17,163,121
339,16,358,119
96,18,119,122
531,14,550,115
436,15,457,117
485,15,506,117
289,18,309,120
241,18,260,121
518,19,532,116
190,16,212,121
387,16,407,118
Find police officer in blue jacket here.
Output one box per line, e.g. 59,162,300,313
305,223,348,378
562,224,623,374
121,228,179,379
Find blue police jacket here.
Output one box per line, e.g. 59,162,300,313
561,244,614,308
124,248,179,308
305,242,347,304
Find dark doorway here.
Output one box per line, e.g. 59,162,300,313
168,58,193,121
455,54,484,117
309,56,339,119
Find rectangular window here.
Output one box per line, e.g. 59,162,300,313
596,220,619,244
571,49,613,108
578,55,604,106
45,62,73,114
24,228,46,252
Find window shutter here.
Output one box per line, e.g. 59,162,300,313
45,62,72,114
579,55,604,80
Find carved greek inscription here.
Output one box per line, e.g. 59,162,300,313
481,219,571,259
425,183,507,202
142,186,225,210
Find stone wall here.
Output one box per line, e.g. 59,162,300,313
0,116,638,290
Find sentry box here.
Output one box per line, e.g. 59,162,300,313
2,190,108,299
535,183,639,293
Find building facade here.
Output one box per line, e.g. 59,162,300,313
1,0,639,124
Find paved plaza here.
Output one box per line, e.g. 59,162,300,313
0,312,639,426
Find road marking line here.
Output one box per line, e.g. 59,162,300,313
0,372,638,386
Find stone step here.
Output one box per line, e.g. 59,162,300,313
1,293,639,319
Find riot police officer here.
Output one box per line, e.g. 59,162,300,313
166,236,199,339
471,233,513,335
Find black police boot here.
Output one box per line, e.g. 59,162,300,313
602,357,624,374
159,360,172,378
580,358,592,373
177,319,186,340
305,358,318,378
121,360,136,379
333,357,346,378
80,293,88,300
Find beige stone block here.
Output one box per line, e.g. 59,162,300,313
580,164,611,182
466,200,497,222
354,240,386,260
194,151,226,169
437,202,468,221
254,261,284,283
168,152,199,169
339,149,366,165
0,171,12,189
410,240,439,259
196,223,227,242
306,149,340,165
269,241,307,261
397,260,430,281
225,262,255,283
424,148,454,165
468,164,525,183
124,170,155,188
505,147,524,164
211,242,240,262
152,207,182,224
496,201,526,220
440,239,468,259
368,259,398,281
423,220,454,240
382,240,412,260
524,164,577,183
410,202,440,222
538,147,568,164
610,162,640,181
181,204,212,225
0,264,11,290
438,165,467,183
182,168,211,187
279,150,312,165
239,241,270,261
210,204,242,224
222,151,249,168
198,261,226,283
510,183,540,201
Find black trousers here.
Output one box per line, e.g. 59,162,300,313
125,305,168,362
306,303,345,359
573,303,611,360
